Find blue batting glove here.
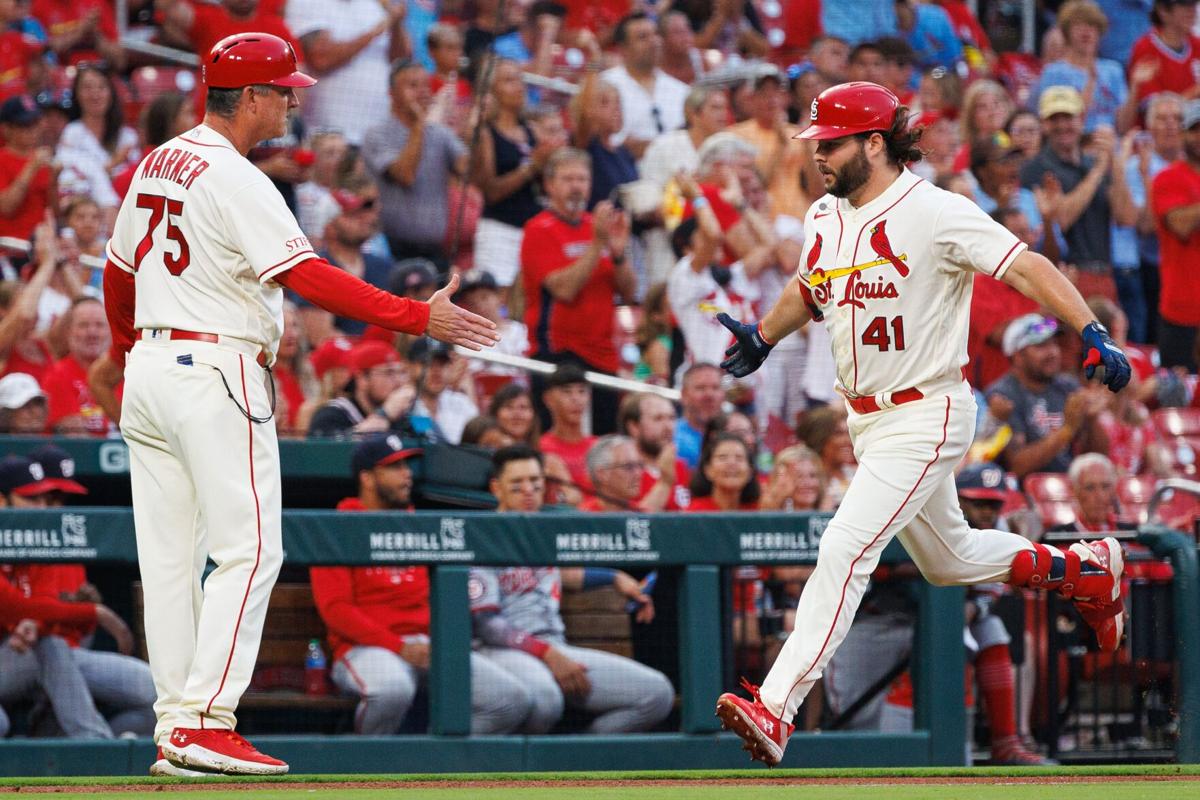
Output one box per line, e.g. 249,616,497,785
717,313,774,378
1081,321,1131,393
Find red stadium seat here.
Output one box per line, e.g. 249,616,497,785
1036,501,1077,528
1116,474,1158,526
1152,407,1200,438
1151,486,1200,533
1024,472,1072,502
473,372,513,411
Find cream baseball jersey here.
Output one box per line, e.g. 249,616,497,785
798,170,1026,399
105,124,315,359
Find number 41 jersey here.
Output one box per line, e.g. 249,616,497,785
105,124,316,359
798,169,1027,399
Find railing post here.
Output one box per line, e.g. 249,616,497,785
679,565,723,733
1139,527,1200,763
913,583,966,765
429,565,471,735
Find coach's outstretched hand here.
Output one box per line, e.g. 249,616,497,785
1081,321,1131,393
427,274,501,351
717,313,774,378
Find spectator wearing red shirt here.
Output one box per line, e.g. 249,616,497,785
160,0,300,59
685,433,760,512
29,0,121,68
618,392,691,511
577,435,643,512
520,148,635,434
0,2,43,103
0,95,53,242
42,297,112,436
1128,0,1200,107
309,435,529,734
538,364,596,496
1151,98,1200,371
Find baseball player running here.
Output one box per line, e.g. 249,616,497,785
713,82,1132,767
99,33,497,776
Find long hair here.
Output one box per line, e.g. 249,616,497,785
881,106,924,166
69,65,125,154
689,432,761,506
142,90,190,149
487,383,541,445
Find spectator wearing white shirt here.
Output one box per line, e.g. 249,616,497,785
295,131,349,246
55,66,139,221
451,270,529,378
601,12,689,159
407,337,479,444
287,0,410,145
639,85,730,285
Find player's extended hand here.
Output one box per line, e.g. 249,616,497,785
426,274,500,351
543,647,591,698
717,313,773,377
1081,321,1131,392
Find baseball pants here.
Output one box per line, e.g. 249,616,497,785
478,643,674,734
0,636,112,738
331,645,532,735
72,649,157,736
759,386,1035,724
120,338,283,743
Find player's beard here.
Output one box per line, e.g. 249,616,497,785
825,142,872,198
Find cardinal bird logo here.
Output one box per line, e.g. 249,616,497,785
806,232,824,282
868,220,909,278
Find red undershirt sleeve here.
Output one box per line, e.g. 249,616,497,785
0,580,98,628
275,257,431,336
102,260,137,366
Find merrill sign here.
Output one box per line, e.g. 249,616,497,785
368,517,475,562
555,518,660,563
0,513,97,560
739,515,828,562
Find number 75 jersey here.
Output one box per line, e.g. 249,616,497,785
797,170,1027,399
104,124,316,357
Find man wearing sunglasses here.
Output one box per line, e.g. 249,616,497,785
713,81,1132,767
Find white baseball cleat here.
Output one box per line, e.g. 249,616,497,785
161,727,289,775
150,746,210,777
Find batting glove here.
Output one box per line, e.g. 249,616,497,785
717,313,774,378
1081,321,1131,393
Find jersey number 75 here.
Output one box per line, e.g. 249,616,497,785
134,193,191,276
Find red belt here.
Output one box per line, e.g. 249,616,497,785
154,329,268,368
845,387,924,415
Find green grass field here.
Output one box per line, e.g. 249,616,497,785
2,766,1199,799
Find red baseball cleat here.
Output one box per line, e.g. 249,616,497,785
150,746,209,777
715,679,794,767
162,727,289,775
1069,537,1125,653
990,736,1058,766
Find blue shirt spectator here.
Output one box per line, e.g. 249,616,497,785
822,0,896,46
899,1,962,69
1034,59,1128,132
1096,0,1153,63
675,417,703,470
974,186,1069,259
406,0,440,71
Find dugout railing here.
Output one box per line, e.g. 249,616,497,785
1,507,1198,776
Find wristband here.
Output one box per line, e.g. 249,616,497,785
691,196,710,210
756,322,775,347
582,567,618,589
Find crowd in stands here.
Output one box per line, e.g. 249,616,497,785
3,0,1200,755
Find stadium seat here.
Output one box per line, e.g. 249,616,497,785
1024,473,1075,528
1152,407,1200,439
1151,486,1200,533
472,371,513,410
1116,474,1158,526
127,66,198,124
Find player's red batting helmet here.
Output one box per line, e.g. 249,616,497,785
796,82,900,140
203,32,316,90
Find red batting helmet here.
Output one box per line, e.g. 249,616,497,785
203,32,316,90
796,82,900,141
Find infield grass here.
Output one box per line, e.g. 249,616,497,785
2,784,1196,800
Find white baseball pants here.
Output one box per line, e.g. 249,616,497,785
758,385,1035,724
120,337,282,743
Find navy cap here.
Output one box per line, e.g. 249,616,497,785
956,462,1008,502
351,434,422,475
451,269,498,303
0,455,56,497
407,336,452,363
389,258,439,296
27,444,88,495
0,95,42,126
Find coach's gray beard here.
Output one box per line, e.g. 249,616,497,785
827,144,871,199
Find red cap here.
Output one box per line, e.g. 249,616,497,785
204,32,316,90
309,335,356,379
349,340,402,373
796,81,900,141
